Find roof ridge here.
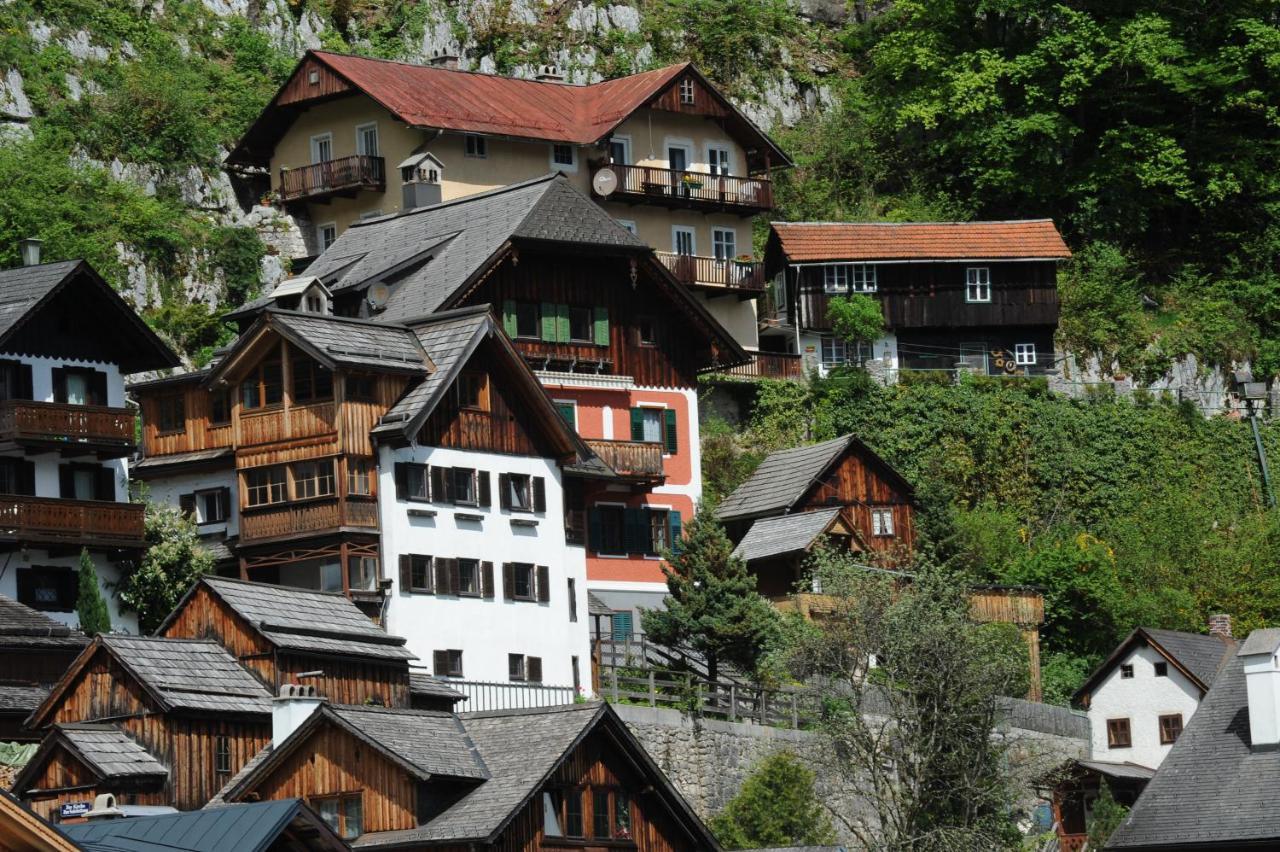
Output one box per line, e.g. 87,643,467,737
265,307,415,332
314,50,687,90
205,574,363,599
459,701,602,719
329,702,457,718
102,634,223,647
773,219,1057,226
401,303,494,327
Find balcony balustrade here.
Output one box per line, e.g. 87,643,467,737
0,401,135,457
591,162,773,214
278,155,386,204
0,496,144,548
654,251,765,294
584,439,665,482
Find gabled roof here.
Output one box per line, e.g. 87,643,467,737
1072,627,1236,706
767,220,1072,263
159,576,416,663
13,723,168,795
731,507,848,563
717,435,915,523
0,788,83,852
0,260,178,373
228,51,788,170
29,636,272,727
0,595,88,650
408,673,466,704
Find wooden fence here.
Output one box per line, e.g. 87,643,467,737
600,666,818,729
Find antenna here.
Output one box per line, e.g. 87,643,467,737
592,168,618,197
367,282,391,311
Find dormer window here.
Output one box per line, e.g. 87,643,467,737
679,78,695,104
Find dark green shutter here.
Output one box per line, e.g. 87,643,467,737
630,408,644,441
536,565,550,602
532,477,546,513
588,508,603,553
481,562,494,599
394,463,408,500
555,402,575,427
623,507,647,554
593,307,609,346
556,304,571,343
501,300,518,337
540,302,557,342
399,555,412,592
669,512,683,556
664,409,678,454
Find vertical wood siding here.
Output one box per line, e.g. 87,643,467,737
798,451,917,554
278,57,354,107
159,586,277,686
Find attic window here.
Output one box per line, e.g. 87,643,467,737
465,134,487,158
308,69,320,85
1120,663,1134,679
1154,661,1169,677
679,78,695,104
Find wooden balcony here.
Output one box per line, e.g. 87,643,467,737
655,252,765,296
584,439,665,482
238,401,336,447
278,155,386,204
715,351,805,381
240,496,379,544
0,401,135,458
0,496,144,549
591,162,773,214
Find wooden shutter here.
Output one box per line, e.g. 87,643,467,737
501,299,518,337
430,466,450,504
503,562,515,601
179,493,196,517
434,557,454,595
588,508,603,554
90,371,109,407
540,302,557,342
536,565,550,603
95,467,114,501
16,459,34,496
593,307,609,346
630,408,644,441
556,304,571,343
532,477,546,513
527,656,543,683
498,473,511,509
16,363,31,400
568,578,578,622
51,369,66,404
58,465,73,499
218,487,232,519
433,650,449,677
477,471,491,507
623,508,647,554
481,561,494,599
669,512,683,556
449,559,461,595
394,463,409,499
664,409,678,454
399,555,412,592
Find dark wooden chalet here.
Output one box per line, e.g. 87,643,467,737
215,701,720,851
762,220,1071,377
0,596,87,742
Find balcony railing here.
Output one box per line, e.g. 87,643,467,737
0,401,135,455
278,155,386,203
0,496,144,548
655,252,765,292
584,439,665,481
240,496,379,544
591,162,773,213
445,679,577,712
715,352,805,381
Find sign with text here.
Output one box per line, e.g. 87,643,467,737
59,801,91,819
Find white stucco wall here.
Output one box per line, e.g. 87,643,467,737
1087,644,1202,768
0,549,136,633
378,444,592,691
140,467,239,539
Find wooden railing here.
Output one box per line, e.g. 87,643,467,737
970,586,1045,627
0,401,135,450
278,155,386,203
240,496,379,543
601,665,815,729
591,162,773,212
654,252,765,291
238,401,336,447
716,351,805,381
584,439,664,480
0,496,144,546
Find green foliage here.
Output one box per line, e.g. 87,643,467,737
75,548,112,636
1086,783,1129,849
697,415,763,508
709,751,836,850
641,509,780,682
826,293,885,347
114,501,215,634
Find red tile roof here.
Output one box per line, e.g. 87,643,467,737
770,220,1072,262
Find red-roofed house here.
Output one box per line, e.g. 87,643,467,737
228,51,790,355
762,220,1072,378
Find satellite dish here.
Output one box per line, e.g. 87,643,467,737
592,168,618,197
368,282,391,310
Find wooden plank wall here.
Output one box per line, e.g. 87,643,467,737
46,653,156,727
276,656,410,709
168,718,271,811
277,56,353,107
648,75,730,119
139,384,233,457
159,586,277,687
798,451,916,554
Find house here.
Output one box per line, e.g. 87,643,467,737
0,256,180,631
212,697,721,851
1048,618,1236,850
1105,627,1280,851
0,596,87,742
761,220,1072,378
225,50,791,356
0,789,81,852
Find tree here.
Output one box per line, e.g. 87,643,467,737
75,548,112,636
826,294,885,362
784,549,1028,850
1086,782,1129,849
709,750,837,849
114,501,215,634
641,509,780,684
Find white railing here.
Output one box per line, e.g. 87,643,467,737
447,679,578,712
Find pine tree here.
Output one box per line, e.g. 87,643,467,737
75,547,112,636
710,750,837,849
641,509,779,684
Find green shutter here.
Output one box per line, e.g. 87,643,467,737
630,408,644,441
593,306,609,346
555,402,575,427
664,408,678,454
588,508,603,554
669,512,683,556
624,507,648,554
501,300,518,337
612,611,633,641
556,303,571,343
540,302,557,341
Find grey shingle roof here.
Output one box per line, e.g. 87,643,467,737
586,591,612,617
409,673,466,702
1146,628,1237,687
58,724,168,780
327,705,489,781
0,683,48,712
100,635,272,715
0,260,84,340
1075,759,1156,780
0,595,88,649
267,311,431,373
1236,626,1280,657
1107,645,1278,848
717,436,854,521
731,508,843,563
132,447,234,473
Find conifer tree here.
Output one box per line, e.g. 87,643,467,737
75,547,111,636
710,750,836,849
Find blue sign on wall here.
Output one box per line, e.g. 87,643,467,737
59,801,91,819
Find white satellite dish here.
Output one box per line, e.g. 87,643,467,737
592,168,618,197
367,282,391,310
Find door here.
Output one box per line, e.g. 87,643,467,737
672,227,695,256
667,146,688,172
356,124,378,157
708,146,731,176
310,133,333,164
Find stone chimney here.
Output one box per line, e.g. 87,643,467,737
1209,613,1233,639
1237,628,1280,750
273,683,322,746
428,50,459,70
535,63,564,83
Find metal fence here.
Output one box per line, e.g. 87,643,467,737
449,679,577,712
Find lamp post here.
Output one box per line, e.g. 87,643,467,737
1234,369,1274,507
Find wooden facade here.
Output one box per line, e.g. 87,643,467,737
791,450,916,556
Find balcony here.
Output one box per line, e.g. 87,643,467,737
584,439,665,483
278,155,386,204
240,496,379,545
0,401,135,458
591,162,773,214
0,496,145,549
655,252,765,296
715,351,805,381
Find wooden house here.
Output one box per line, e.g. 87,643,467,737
0,596,87,742
0,789,81,852
762,220,1071,378
214,700,720,851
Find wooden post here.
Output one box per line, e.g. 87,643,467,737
695,680,703,717
728,684,737,722
648,671,656,707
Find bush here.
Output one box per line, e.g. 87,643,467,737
710,751,836,849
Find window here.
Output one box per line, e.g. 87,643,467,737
0,360,32,402
505,474,532,511
593,790,610,839
59,463,112,501
515,301,539,338
611,610,633,641
214,735,231,775
0,458,34,496
1014,343,1037,367
292,460,335,500
406,554,433,592
824,264,849,294
1107,718,1132,749
313,794,362,840
245,466,287,507
1154,661,1169,677
511,563,535,601
1159,713,1183,745
434,648,463,677
195,488,229,525
348,458,374,496
55,368,107,406
634,407,662,443
356,123,379,157
318,223,337,251
565,789,585,837
597,506,625,555
348,556,378,592
555,401,576,429
871,508,895,537
820,336,848,367
396,462,430,501
155,394,185,434
310,133,332,164
210,390,230,425
347,374,377,402
673,227,695,256
1120,663,1134,679
616,219,637,235
453,558,479,596
851,264,877,293
608,137,630,164
590,789,632,840
509,653,543,682
241,360,283,410
712,228,736,261
568,578,578,623
707,146,731,176
679,78,695,104
648,508,669,555
544,791,565,837
305,294,324,314
464,134,487,158
16,566,76,612
551,143,575,168
291,357,333,403
966,267,991,302
452,468,477,505
455,372,488,411
637,317,657,345
667,145,689,172
569,305,593,342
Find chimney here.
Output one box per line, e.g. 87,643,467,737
272,683,322,746
1238,628,1280,750
84,793,124,821
400,152,444,211
18,238,42,267
536,63,564,83
428,50,458,70
1209,613,1233,639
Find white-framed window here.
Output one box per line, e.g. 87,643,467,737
871,507,895,537
636,407,663,443
550,143,577,171
464,134,487,158
672,226,696,256
195,488,228,525
711,228,736,261
851,264,877,293
616,219,637,235
1014,343,1036,366
679,78,695,104
707,145,731,176
317,223,337,251
310,133,333,164
820,336,847,366
966,267,991,303
608,135,631,165
823,264,849,294
666,144,691,172
355,123,379,157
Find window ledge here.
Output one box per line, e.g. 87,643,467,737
407,508,437,518
455,512,484,522
510,518,539,528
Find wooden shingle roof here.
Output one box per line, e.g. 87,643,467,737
731,508,845,563
0,595,88,650
769,220,1071,262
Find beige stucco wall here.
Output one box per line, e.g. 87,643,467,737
696,292,759,350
